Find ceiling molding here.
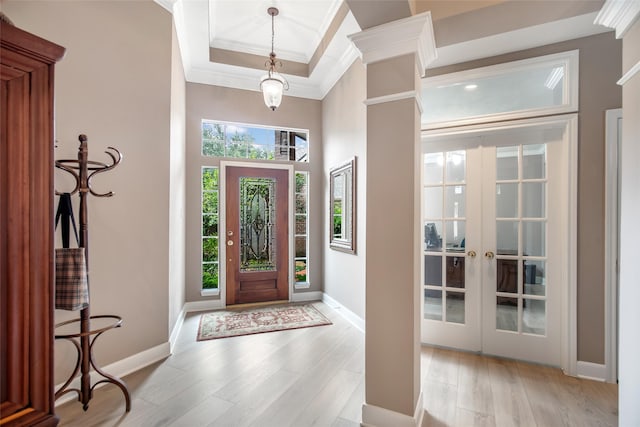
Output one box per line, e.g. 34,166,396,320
618,59,640,86
595,0,640,38
160,1,615,102
430,12,610,69
349,12,437,76
154,0,175,13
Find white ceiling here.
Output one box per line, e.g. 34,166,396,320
208,0,343,63
155,0,612,101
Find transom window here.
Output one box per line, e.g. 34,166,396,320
202,120,309,162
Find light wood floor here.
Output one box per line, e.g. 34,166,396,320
55,302,617,427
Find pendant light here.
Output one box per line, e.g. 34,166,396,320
260,7,288,111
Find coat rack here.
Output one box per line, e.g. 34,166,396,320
54,134,131,412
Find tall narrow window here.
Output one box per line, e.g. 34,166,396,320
295,172,309,284
202,167,219,289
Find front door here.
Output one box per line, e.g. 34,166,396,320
422,119,570,366
225,166,289,305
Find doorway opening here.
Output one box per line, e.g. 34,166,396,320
421,115,577,369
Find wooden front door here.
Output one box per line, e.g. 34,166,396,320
225,166,289,305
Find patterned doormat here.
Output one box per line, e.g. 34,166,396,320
197,303,332,341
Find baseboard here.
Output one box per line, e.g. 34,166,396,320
291,290,323,302
362,391,424,427
183,298,225,312
169,307,186,353
322,292,365,332
576,361,607,382
55,342,170,407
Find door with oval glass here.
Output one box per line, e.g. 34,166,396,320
225,166,289,305
422,121,569,366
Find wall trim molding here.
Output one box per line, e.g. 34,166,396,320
291,291,323,302
364,89,424,114
594,0,640,39
55,342,171,407
169,307,187,353
577,361,608,382
349,12,437,76
618,60,640,86
322,292,365,332
183,298,225,312
362,391,424,427
604,108,622,383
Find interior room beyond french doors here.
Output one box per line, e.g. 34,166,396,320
421,122,567,366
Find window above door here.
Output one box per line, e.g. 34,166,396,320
202,120,309,162
421,50,579,129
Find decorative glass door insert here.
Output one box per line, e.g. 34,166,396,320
240,177,276,272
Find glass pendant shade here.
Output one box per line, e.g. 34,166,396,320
260,72,285,111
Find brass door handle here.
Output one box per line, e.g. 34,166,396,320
467,250,477,258
485,251,495,259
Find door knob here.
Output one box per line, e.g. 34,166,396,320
467,250,477,258
227,240,234,246
485,251,495,259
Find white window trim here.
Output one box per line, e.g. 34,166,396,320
422,50,579,130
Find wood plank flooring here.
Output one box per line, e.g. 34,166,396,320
55,302,617,427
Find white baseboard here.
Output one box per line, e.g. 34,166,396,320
322,292,365,332
169,307,186,353
55,342,171,407
362,391,424,427
291,290,323,302
576,361,607,382
183,298,225,312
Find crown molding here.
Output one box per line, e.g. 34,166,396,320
594,0,640,38
348,12,437,76
154,0,175,13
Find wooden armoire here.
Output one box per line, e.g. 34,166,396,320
1,18,65,426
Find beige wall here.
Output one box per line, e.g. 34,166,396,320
1,0,174,382
169,20,187,337
185,84,323,302
427,32,622,364
322,60,367,320
618,18,640,426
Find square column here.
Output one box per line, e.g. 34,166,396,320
350,12,436,427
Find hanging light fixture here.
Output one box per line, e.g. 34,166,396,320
260,7,288,111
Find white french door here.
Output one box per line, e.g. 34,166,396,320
421,118,572,366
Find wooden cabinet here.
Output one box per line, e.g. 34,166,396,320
1,20,65,426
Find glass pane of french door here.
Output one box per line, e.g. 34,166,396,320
481,130,564,366
422,148,481,351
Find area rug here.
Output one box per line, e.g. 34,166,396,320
197,303,332,341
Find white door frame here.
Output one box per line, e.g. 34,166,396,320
219,161,295,308
604,108,622,383
421,114,578,374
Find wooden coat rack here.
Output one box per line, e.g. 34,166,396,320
54,134,131,412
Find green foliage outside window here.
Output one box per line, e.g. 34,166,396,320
202,167,219,289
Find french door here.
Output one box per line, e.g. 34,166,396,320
421,120,570,366
225,166,289,305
